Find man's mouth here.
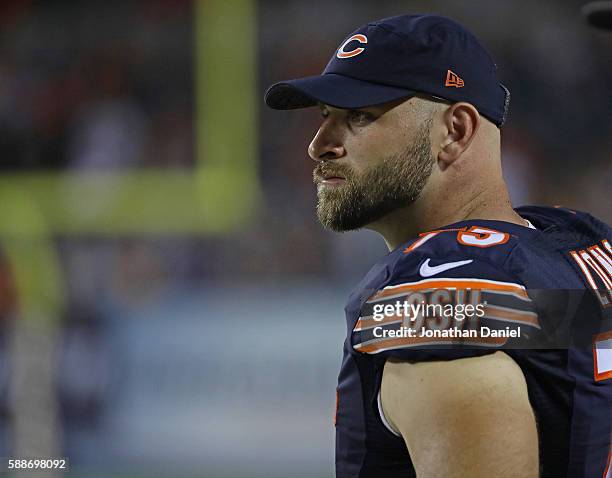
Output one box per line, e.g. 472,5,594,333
320,175,346,185
315,169,348,186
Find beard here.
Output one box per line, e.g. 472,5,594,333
313,121,434,232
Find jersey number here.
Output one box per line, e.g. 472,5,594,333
404,226,510,254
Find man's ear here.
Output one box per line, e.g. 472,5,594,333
438,102,480,168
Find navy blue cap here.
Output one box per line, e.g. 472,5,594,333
265,14,510,127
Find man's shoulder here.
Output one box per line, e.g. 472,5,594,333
351,205,611,305
388,220,526,284
385,205,612,286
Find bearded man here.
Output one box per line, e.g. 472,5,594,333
265,14,612,478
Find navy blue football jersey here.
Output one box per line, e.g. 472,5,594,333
335,206,612,478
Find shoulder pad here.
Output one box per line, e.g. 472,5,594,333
392,224,521,279
351,255,539,361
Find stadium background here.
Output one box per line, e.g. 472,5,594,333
0,0,610,477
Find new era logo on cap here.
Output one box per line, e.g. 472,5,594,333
445,69,464,88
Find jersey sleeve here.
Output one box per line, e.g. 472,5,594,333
350,257,542,362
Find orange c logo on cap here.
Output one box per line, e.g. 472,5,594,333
337,34,368,59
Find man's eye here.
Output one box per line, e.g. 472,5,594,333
348,110,373,125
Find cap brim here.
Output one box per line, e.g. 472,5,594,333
583,1,612,30
264,73,417,110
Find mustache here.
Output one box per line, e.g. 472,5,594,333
313,163,353,182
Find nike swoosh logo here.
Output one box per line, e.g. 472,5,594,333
419,258,473,277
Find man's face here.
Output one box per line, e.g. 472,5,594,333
309,98,435,232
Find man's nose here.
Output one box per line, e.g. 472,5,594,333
308,123,346,162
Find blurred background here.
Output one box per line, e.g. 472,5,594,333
0,0,610,476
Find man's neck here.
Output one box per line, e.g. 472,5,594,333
369,184,526,251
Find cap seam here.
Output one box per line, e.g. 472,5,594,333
370,21,470,44
369,22,497,71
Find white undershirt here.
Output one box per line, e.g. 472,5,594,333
524,219,536,230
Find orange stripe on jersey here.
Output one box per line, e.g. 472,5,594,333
570,250,599,290
402,227,467,254
603,448,611,478
581,249,612,290
588,245,612,275
368,278,529,302
483,304,540,328
403,232,438,254
354,314,405,331
354,334,507,354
